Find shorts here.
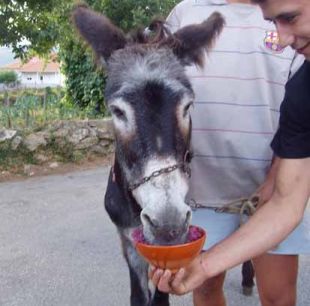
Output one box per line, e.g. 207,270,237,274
192,203,310,255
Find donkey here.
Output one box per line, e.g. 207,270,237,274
72,5,224,306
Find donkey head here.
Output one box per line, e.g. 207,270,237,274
73,6,224,245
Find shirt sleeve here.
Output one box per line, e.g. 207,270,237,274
288,53,305,80
271,63,310,158
271,121,310,159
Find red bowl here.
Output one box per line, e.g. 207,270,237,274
133,225,206,273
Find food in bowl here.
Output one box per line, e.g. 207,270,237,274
132,225,206,272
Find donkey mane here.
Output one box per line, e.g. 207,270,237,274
127,19,172,45
129,15,224,69
72,4,224,68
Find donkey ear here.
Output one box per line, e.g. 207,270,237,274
169,12,225,67
72,5,127,63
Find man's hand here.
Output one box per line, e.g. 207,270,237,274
149,253,209,295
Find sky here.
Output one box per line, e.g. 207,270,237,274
0,46,15,67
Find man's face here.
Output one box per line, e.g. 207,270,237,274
259,0,310,60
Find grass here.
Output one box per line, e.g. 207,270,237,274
0,87,105,130
0,87,107,176
0,142,36,172
0,133,89,175
46,134,85,163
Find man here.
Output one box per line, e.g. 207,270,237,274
151,1,310,305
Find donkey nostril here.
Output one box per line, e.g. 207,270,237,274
185,210,192,225
141,213,158,229
169,229,180,239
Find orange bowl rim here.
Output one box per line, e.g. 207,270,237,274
135,227,206,250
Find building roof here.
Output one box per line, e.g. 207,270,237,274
2,59,21,70
2,55,60,73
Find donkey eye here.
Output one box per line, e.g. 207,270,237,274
110,105,126,120
183,102,193,117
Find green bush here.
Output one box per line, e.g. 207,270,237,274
59,41,106,113
0,70,18,84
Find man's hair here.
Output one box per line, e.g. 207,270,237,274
251,0,266,3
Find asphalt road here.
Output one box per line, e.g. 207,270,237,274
0,167,309,306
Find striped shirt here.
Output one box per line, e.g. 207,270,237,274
167,0,304,207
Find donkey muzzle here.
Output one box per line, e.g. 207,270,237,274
141,206,191,245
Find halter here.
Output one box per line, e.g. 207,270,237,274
128,150,192,192
112,150,192,192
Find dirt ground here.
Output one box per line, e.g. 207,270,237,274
0,154,114,183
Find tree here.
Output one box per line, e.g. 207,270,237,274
0,0,179,110
0,70,18,84
102,0,179,31
0,0,60,59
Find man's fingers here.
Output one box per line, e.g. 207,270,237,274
171,268,185,288
150,268,187,295
151,268,164,287
157,270,173,293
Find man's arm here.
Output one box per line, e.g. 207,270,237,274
253,156,280,206
202,157,309,276
151,157,310,294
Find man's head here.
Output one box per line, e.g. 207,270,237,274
253,0,310,60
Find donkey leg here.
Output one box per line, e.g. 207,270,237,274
120,232,170,306
129,266,170,306
127,251,170,306
151,288,169,306
123,239,153,306
241,260,255,296
128,265,150,306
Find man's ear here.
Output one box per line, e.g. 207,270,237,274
72,5,127,63
168,12,225,67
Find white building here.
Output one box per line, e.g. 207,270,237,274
2,55,64,88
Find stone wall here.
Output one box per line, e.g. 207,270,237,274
0,118,115,159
